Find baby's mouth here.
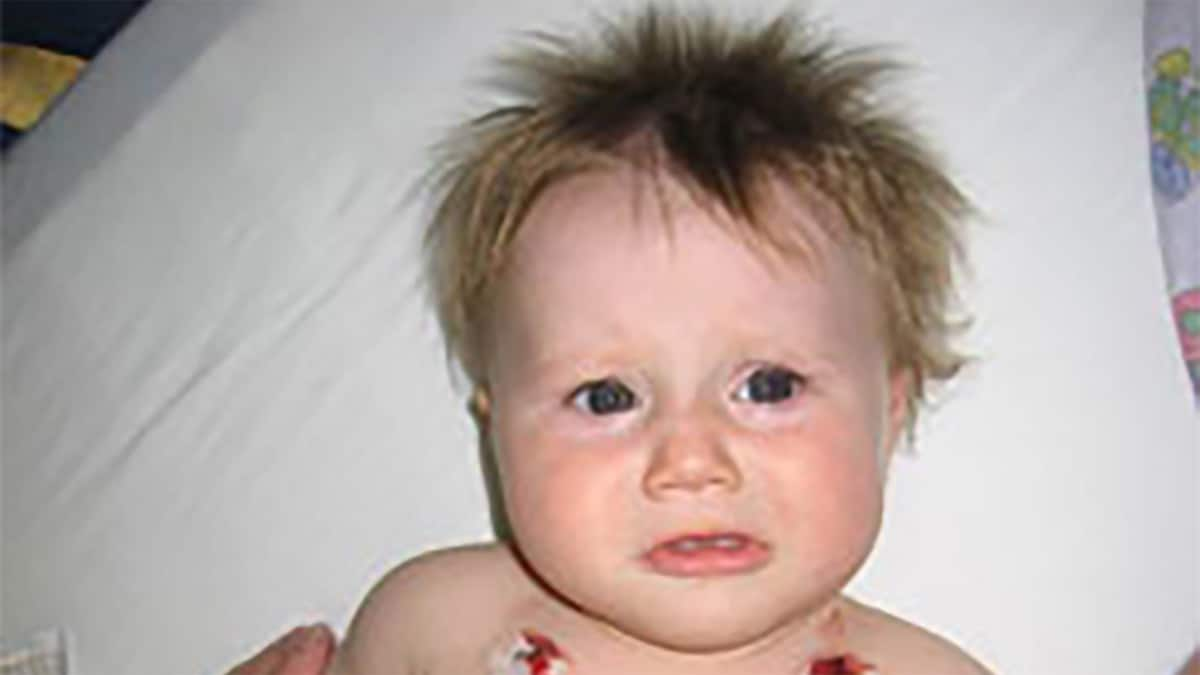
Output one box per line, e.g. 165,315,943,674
643,531,770,577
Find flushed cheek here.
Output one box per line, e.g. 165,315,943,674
513,477,610,537
763,442,884,553
498,438,631,551
504,464,635,602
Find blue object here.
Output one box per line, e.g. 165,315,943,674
1151,141,1192,202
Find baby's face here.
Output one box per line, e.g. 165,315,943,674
480,168,907,654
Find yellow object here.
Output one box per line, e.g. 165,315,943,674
1154,47,1192,81
0,44,85,130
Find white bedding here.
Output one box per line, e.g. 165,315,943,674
3,1,1196,674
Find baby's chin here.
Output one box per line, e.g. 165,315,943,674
585,585,839,656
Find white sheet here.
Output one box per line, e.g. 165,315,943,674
3,1,1197,674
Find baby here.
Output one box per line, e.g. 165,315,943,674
327,6,992,675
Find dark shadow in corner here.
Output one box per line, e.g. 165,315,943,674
2,1,249,256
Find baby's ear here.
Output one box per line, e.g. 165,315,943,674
468,386,492,429
884,370,912,455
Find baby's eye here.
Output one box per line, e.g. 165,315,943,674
734,367,806,404
569,378,637,415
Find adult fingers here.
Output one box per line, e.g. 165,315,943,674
1178,648,1199,675
228,627,303,675
279,624,337,675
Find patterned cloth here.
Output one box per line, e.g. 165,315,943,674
1146,0,1200,402
490,631,570,675
0,630,67,675
809,654,879,674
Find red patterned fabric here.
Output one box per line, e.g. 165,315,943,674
810,654,878,674
508,630,569,675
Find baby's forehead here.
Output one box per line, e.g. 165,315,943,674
510,165,857,280
493,170,884,355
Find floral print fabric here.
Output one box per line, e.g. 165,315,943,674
1146,0,1200,402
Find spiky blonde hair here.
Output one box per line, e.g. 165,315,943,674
423,5,970,434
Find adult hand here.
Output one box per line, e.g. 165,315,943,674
1179,649,1199,675
228,624,336,675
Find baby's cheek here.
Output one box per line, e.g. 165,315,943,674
506,462,626,600
505,454,611,541
504,481,580,578
767,442,883,543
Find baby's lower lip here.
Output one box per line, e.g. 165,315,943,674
643,532,770,577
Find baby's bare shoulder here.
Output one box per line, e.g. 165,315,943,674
332,542,527,675
842,596,994,675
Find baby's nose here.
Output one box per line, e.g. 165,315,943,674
641,422,742,499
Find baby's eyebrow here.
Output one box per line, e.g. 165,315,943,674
525,347,633,380
511,354,609,393
722,340,840,373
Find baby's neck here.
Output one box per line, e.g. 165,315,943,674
517,590,859,675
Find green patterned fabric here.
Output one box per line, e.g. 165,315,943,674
1146,0,1200,402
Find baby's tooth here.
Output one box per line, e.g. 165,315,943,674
666,535,746,552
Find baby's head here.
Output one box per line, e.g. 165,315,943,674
421,5,969,655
